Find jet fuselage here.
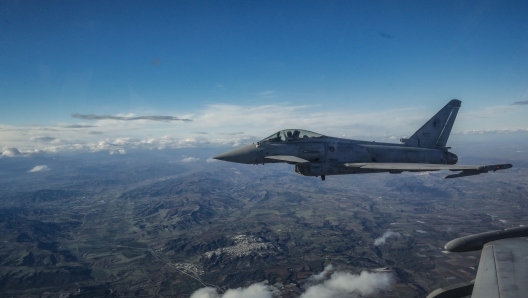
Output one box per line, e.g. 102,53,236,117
215,136,458,177
213,100,512,180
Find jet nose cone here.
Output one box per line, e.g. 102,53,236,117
213,144,257,164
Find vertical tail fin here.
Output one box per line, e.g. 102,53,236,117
401,99,461,149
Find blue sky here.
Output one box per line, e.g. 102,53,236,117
1,0,527,155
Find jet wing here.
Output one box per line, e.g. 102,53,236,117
470,238,528,298
428,227,528,298
343,163,512,178
265,155,310,163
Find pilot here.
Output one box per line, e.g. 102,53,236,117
292,130,300,139
286,131,293,140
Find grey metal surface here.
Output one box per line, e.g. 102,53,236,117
264,155,309,163
471,238,528,298
213,100,513,179
446,227,528,252
426,282,474,298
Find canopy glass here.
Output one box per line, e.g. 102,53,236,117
260,129,324,143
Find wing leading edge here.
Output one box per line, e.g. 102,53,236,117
344,163,512,179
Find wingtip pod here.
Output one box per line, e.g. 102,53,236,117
444,170,480,179
496,163,513,170
444,163,512,179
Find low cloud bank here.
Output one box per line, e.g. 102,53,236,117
28,165,50,172
0,136,249,157
453,128,528,135
190,265,393,298
58,124,97,128
72,114,192,122
4,103,525,157
1,147,43,157
374,231,400,246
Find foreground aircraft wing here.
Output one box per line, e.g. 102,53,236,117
265,155,310,163
471,238,528,297
427,226,528,298
344,163,512,178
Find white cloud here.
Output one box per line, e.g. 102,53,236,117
206,158,218,163
190,265,394,298
181,157,200,162
301,270,394,298
308,264,334,283
1,147,43,157
2,147,22,157
190,287,219,298
374,231,400,246
190,284,275,298
28,165,50,173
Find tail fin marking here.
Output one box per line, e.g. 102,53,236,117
436,104,459,147
404,99,461,149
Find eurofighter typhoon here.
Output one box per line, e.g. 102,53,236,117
214,100,512,180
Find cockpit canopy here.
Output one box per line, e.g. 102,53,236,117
260,129,324,143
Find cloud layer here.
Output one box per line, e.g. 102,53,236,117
190,265,394,298
1,102,527,157
72,114,192,122
301,269,394,298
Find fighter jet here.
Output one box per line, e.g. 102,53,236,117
214,100,512,180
